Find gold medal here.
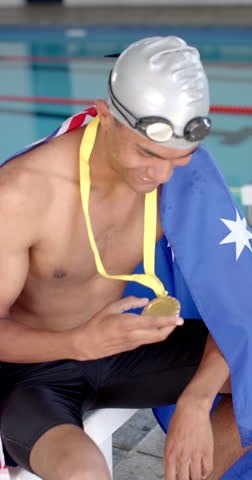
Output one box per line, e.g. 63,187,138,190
142,294,181,317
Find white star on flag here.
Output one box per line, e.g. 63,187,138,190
167,242,175,261
219,209,252,260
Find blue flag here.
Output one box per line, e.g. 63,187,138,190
123,143,252,448
159,144,252,447
221,449,252,479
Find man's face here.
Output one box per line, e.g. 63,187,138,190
106,119,198,194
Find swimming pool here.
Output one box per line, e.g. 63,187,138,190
0,25,252,212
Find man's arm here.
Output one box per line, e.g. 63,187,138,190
179,331,230,407
164,331,230,480
0,174,76,362
0,242,182,363
0,315,74,363
0,173,181,363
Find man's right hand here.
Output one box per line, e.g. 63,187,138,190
71,296,184,361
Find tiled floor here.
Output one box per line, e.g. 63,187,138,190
114,425,166,480
113,409,166,479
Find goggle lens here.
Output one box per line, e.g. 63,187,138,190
145,122,173,142
184,117,211,142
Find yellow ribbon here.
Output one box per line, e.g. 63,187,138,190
79,116,167,297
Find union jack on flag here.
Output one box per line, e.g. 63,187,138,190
1,106,97,167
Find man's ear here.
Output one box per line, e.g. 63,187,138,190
95,99,113,127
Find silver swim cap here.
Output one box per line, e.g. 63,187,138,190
107,36,211,150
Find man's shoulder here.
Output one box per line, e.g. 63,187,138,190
0,151,52,227
0,124,84,224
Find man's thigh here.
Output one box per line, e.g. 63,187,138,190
94,319,208,409
0,359,98,471
0,320,208,469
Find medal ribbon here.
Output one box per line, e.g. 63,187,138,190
79,116,167,297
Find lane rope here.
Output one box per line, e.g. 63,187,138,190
0,95,252,114
0,55,109,63
210,105,252,114
1,55,252,69
0,95,94,105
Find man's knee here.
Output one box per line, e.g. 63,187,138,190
57,464,111,480
31,448,111,480
30,425,111,480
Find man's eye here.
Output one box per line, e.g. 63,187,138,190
138,150,151,158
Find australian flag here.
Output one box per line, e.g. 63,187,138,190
116,133,252,455
2,108,252,473
123,142,252,477
159,145,252,447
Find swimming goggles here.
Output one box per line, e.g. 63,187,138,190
108,71,211,144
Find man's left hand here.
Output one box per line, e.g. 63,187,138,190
164,398,214,480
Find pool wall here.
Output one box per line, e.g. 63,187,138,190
2,0,252,6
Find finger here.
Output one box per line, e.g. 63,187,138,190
164,461,177,480
202,455,213,479
158,325,178,339
106,296,149,314
132,325,177,345
142,315,184,328
177,462,190,480
127,315,183,330
189,456,202,480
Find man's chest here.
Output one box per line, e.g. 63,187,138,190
30,192,162,284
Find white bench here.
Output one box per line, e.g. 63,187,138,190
8,408,138,480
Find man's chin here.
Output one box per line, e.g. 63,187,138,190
131,183,159,194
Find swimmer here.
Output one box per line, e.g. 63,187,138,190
0,36,251,480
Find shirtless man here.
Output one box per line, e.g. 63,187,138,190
0,36,250,480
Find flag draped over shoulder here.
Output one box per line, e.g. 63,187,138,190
0,107,97,167
159,145,252,447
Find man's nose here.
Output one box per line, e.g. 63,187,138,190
146,164,174,184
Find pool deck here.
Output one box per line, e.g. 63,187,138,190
0,5,252,26
0,4,250,479
112,408,166,479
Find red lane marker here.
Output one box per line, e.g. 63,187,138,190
0,96,252,115
0,95,94,105
210,105,252,114
0,55,110,64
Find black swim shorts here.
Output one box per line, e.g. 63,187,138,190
0,318,208,472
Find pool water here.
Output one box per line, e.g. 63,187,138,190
0,25,252,211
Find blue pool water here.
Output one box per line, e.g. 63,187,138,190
0,25,252,209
